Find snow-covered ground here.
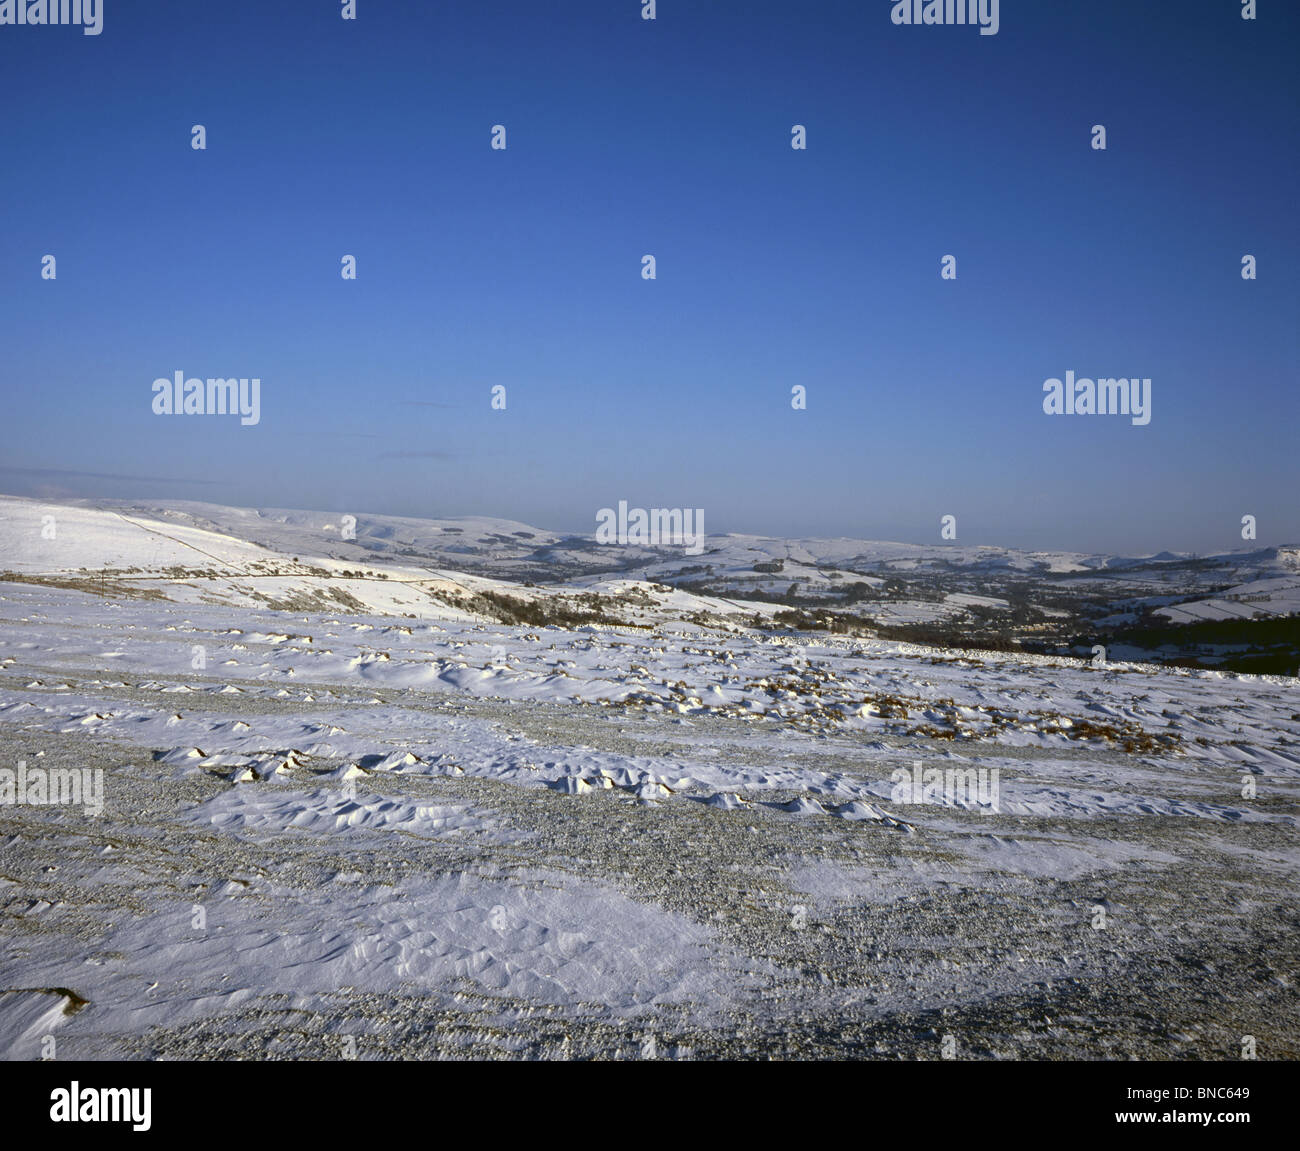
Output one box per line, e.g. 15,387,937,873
1154,574,1300,624
0,497,1296,1059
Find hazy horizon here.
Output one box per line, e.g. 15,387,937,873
2,485,1297,560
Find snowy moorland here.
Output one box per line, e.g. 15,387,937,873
0,495,1296,1059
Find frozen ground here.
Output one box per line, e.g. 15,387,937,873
0,499,1297,1059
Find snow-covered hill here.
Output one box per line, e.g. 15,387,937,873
3,495,1293,641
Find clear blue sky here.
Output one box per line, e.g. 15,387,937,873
1,0,1296,554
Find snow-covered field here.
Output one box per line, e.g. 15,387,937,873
1,497,1297,1059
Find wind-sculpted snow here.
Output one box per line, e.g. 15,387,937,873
0,570,1296,1058
3,867,770,1045
1,580,1295,788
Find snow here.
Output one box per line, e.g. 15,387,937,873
0,495,1296,1059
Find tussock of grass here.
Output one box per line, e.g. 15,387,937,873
0,571,167,601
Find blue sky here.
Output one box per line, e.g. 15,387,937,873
1,0,1296,554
